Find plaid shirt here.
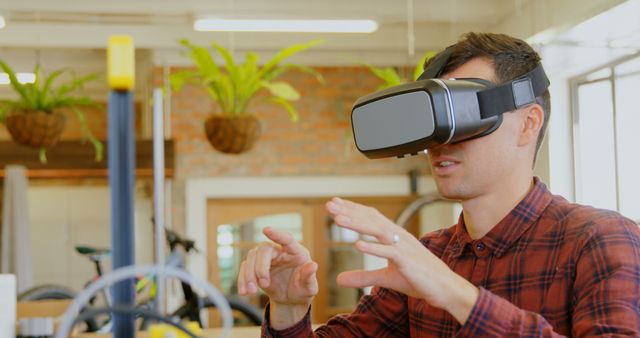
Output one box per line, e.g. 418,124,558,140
262,178,640,337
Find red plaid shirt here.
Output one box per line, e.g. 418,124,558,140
262,178,640,337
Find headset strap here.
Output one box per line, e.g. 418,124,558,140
417,45,455,80
477,63,550,118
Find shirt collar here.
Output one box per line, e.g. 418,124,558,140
448,177,553,258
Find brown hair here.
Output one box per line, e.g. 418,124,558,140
425,32,550,163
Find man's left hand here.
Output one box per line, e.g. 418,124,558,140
326,197,479,325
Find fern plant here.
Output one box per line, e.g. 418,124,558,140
170,39,323,122
365,51,437,90
0,60,103,162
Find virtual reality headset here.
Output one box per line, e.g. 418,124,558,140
351,46,550,159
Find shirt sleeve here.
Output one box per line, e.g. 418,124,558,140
570,216,640,336
457,216,640,338
456,288,566,337
262,286,410,338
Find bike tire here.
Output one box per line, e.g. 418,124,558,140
18,284,77,301
203,295,264,325
18,285,100,332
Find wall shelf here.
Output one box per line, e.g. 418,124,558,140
0,140,174,178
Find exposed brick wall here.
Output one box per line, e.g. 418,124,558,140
158,66,428,231
1,67,430,232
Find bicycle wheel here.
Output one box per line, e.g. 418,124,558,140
169,295,264,326
18,285,100,332
19,284,77,301
203,295,264,325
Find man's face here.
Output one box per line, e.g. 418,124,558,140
428,57,524,201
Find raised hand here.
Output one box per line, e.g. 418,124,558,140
326,197,478,324
237,226,318,327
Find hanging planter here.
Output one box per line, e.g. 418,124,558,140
0,60,103,163
171,39,323,154
4,110,67,148
204,115,261,154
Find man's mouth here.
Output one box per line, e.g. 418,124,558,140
439,161,455,167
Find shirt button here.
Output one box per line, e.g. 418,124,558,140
476,242,485,251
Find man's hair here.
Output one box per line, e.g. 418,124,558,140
424,32,551,163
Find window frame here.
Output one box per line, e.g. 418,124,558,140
570,52,640,221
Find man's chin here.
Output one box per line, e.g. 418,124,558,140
434,181,469,201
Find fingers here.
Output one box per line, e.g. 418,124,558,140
326,197,401,244
237,261,247,295
355,240,397,260
238,244,277,295
336,268,387,288
296,261,319,297
255,246,277,288
241,249,259,295
263,227,305,255
299,261,318,286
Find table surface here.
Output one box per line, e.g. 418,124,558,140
73,326,262,338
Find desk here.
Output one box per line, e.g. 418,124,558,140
73,326,262,338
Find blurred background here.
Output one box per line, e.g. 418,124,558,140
0,0,638,325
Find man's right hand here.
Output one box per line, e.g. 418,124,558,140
237,226,318,329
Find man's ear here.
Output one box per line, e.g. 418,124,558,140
517,103,544,147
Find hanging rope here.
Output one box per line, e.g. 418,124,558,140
407,0,415,59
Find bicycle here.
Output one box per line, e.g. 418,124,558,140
18,228,263,332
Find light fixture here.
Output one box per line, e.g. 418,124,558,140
193,19,378,33
0,15,5,29
0,73,36,85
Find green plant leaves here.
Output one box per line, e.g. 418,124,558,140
269,97,299,122
172,38,322,120
0,59,104,162
0,59,30,104
366,65,403,90
366,51,438,90
70,105,104,161
261,81,300,101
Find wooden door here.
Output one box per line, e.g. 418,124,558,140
206,196,419,324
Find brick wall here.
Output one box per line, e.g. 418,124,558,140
160,66,428,231
1,66,430,232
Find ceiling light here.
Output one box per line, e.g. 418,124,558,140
194,19,378,33
0,16,5,29
0,73,36,85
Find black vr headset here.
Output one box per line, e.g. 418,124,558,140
351,46,550,159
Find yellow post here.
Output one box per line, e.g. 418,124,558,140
107,35,135,91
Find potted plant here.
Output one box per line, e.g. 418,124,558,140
0,60,103,163
170,39,323,154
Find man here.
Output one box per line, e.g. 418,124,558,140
237,32,640,337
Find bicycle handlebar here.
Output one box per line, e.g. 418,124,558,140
165,228,199,253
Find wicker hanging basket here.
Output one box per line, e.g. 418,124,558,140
4,110,67,148
204,115,261,154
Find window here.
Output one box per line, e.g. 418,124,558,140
572,55,640,222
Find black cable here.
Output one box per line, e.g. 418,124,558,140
70,305,200,338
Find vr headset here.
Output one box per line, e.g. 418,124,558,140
351,46,550,159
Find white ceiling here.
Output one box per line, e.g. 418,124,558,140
0,0,630,70
2,0,520,25
0,1,630,61
0,0,522,58
538,0,640,78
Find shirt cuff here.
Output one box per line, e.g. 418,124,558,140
456,287,510,337
262,302,313,337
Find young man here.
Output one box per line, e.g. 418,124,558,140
237,33,640,337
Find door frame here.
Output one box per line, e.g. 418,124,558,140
185,175,437,280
